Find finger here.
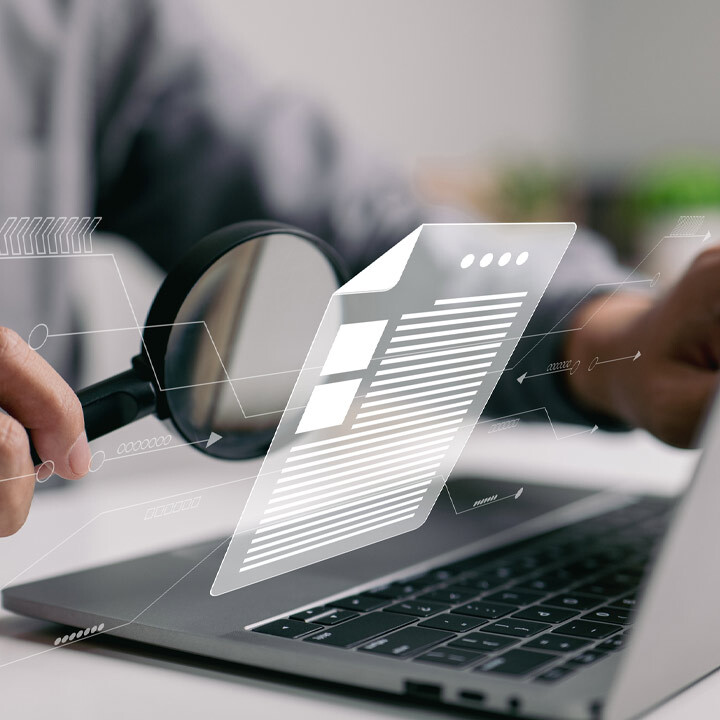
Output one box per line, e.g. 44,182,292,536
0,327,90,479
0,413,35,536
650,364,719,448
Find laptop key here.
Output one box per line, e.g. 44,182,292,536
318,609,359,625
448,631,518,652
290,607,330,622
414,568,456,584
608,593,637,610
597,633,627,652
452,601,517,619
414,647,486,668
359,627,453,657
474,649,555,676
568,649,608,666
523,634,590,653
517,568,579,592
485,564,517,580
544,593,605,611
484,589,546,605
534,665,576,683
334,594,391,612
385,600,450,617
552,620,621,639
512,606,579,624
576,580,630,597
563,557,606,575
418,614,485,632
254,619,323,639
483,619,550,637
304,612,415,648
368,582,426,599
455,575,506,592
416,588,475,604
508,555,543,574
584,607,633,625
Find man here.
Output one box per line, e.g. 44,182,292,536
0,0,718,536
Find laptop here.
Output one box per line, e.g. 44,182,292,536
1,217,715,719
3,379,719,720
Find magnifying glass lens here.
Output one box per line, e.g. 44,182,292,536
160,232,339,459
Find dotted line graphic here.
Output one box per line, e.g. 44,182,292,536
54,623,104,646
144,496,201,520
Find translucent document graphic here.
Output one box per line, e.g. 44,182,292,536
211,223,576,595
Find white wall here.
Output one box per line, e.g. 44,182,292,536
203,0,720,177
205,0,580,169
578,0,720,173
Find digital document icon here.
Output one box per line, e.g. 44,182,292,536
211,223,576,595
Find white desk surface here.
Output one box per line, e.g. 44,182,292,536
0,414,716,720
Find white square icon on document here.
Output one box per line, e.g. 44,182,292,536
295,378,362,434
320,320,388,376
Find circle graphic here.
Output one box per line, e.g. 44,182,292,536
35,460,55,483
28,323,49,350
89,450,106,473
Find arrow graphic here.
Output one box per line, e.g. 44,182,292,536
476,406,598,441
589,350,641,371
206,432,223,448
0,217,15,255
444,484,525,516
91,433,225,473
517,360,581,384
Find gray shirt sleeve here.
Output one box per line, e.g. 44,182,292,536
89,0,423,275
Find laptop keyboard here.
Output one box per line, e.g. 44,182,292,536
252,497,671,683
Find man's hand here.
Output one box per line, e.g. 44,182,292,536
0,328,90,535
567,246,720,448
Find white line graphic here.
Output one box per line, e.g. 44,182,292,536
370,362,492,386
355,391,478,419
360,381,485,408
402,302,523,319
588,350,642,370
396,312,517,331
258,481,433,528
379,343,502,365
282,434,454,471
389,323,512,343
238,514,418,573
435,291,528,305
384,332,507,354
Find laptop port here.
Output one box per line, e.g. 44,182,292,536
404,681,442,701
459,690,486,704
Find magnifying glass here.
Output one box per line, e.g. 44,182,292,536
30,221,346,466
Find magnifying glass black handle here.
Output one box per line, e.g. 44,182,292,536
29,367,157,468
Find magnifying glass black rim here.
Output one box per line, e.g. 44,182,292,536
138,220,348,425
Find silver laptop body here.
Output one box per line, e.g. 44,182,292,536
4,392,720,720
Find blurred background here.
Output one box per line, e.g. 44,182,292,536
201,0,720,276
81,0,720,401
